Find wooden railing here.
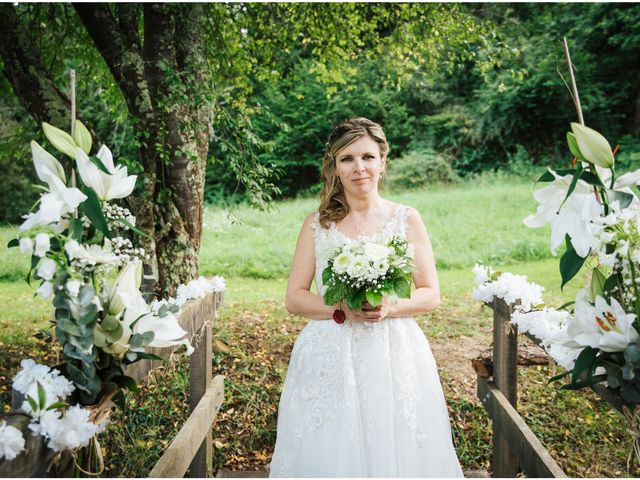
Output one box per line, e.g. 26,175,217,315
0,290,224,478
476,297,633,478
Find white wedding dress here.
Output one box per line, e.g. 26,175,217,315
269,206,463,477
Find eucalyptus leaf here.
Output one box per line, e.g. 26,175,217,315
73,120,92,155
105,322,124,343
42,122,77,159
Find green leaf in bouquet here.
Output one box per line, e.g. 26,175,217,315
129,333,144,349
571,123,614,169
37,382,47,410
380,284,398,303
579,170,605,188
324,283,347,306
157,304,169,317
568,346,597,386
105,322,124,343
141,331,155,344
131,352,164,362
322,266,332,285
624,345,640,364
603,273,619,297
394,277,411,299
79,187,111,238
609,190,635,210
42,122,77,159
26,395,38,413
114,216,152,239
590,267,607,301
536,168,576,184
621,364,635,381
55,307,70,322
566,132,586,161
7,238,18,248
365,290,382,307
101,315,120,333
46,401,67,411
69,217,84,241
78,303,98,325
78,284,96,307
547,370,571,385
558,165,584,211
559,235,586,290
57,317,81,337
621,383,640,404
348,288,366,310
73,120,92,155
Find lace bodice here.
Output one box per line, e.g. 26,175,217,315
310,205,409,297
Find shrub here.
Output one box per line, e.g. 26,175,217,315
387,149,459,190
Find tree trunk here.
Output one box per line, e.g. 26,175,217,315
634,84,640,136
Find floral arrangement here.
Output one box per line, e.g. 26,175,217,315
0,119,225,462
473,122,640,406
323,236,414,310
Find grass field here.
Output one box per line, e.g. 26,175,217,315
1,176,638,477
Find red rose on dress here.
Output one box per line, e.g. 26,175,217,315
333,309,346,324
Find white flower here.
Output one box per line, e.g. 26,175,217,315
472,272,544,312
364,242,389,262
46,405,99,452
64,240,84,260
66,280,81,298
12,359,50,395
28,409,62,438
36,258,57,281
65,240,119,266
333,252,353,274
34,233,50,257
0,421,25,461
472,263,493,286
133,309,192,354
19,237,34,255
523,170,605,257
36,281,53,299
209,275,226,292
75,146,137,201
565,290,639,353
31,140,66,184
103,260,142,316
511,308,570,346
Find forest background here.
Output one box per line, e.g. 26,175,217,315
1,2,639,224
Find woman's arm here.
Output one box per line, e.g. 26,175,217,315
284,213,335,319
361,207,441,321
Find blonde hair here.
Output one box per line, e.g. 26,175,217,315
318,117,389,228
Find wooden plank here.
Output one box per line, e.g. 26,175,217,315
216,470,268,478
478,377,567,478
149,375,225,478
188,297,214,477
125,291,221,382
491,297,519,477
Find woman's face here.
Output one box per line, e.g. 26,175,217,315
334,135,385,197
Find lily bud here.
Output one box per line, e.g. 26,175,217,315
570,123,614,169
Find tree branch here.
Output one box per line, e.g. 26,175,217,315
74,3,149,119
0,4,70,127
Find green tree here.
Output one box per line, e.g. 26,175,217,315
0,3,490,294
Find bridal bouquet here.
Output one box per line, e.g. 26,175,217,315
322,236,414,310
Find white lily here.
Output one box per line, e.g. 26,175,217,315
19,173,87,232
133,309,193,354
37,258,57,281
523,169,605,257
565,290,639,353
34,233,50,257
75,146,136,201
65,240,119,266
104,261,142,316
31,140,66,183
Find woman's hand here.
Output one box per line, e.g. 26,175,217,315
342,299,395,323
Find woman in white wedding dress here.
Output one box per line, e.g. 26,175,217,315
269,118,463,478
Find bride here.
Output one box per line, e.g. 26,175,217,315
269,118,463,477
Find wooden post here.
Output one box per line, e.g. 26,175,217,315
188,296,214,477
491,297,519,477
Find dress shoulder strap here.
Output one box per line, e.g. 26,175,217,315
310,211,322,240
394,204,410,238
